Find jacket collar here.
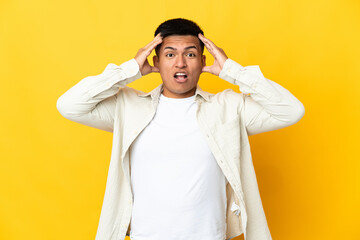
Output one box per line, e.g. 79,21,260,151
138,83,211,102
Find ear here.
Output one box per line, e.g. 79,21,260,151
202,55,206,66
153,55,159,68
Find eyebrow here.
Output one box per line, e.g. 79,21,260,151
164,46,198,51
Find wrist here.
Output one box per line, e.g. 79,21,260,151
220,57,229,71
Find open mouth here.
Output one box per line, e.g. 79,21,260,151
174,72,188,82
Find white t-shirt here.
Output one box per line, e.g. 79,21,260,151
129,94,227,240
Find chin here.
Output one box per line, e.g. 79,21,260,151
163,84,197,97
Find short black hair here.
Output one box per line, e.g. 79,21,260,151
154,18,204,55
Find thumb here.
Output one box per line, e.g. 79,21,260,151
151,66,160,73
202,65,212,73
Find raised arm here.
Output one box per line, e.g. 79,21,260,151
56,34,163,132
199,33,305,136
219,59,305,136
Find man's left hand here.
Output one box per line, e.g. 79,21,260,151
198,33,228,76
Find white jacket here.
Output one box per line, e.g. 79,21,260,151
56,58,305,240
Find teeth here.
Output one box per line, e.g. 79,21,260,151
175,73,186,76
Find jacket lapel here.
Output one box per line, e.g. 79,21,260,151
121,84,212,156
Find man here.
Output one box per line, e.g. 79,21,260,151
57,18,305,240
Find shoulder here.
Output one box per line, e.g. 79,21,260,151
116,86,149,99
208,88,246,108
199,88,246,123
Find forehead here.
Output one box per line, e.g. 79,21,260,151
160,35,201,51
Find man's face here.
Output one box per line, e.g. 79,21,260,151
153,35,206,98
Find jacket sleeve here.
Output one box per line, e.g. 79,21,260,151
56,58,142,133
219,58,305,136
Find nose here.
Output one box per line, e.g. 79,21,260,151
175,55,187,68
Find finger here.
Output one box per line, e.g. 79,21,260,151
202,65,212,73
155,32,162,38
147,33,162,45
143,39,162,53
151,33,163,45
139,39,162,61
198,34,224,60
145,38,163,54
144,33,163,50
198,35,216,55
204,40,216,54
198,33,217,49
150,33,163,45
201,34,217,47
135,35,163,67
198,33,209,48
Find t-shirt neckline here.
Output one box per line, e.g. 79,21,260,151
159,94,195,103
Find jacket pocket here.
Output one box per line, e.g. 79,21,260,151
218,115,241,159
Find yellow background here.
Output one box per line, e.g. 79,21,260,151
1,0,359,239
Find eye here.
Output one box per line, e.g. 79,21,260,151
166,53,175,58
186,53,196,57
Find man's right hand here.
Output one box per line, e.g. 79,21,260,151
134,33,163,76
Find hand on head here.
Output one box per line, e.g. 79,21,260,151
134,32,228,77
198,33,228,76
134,33,163,76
